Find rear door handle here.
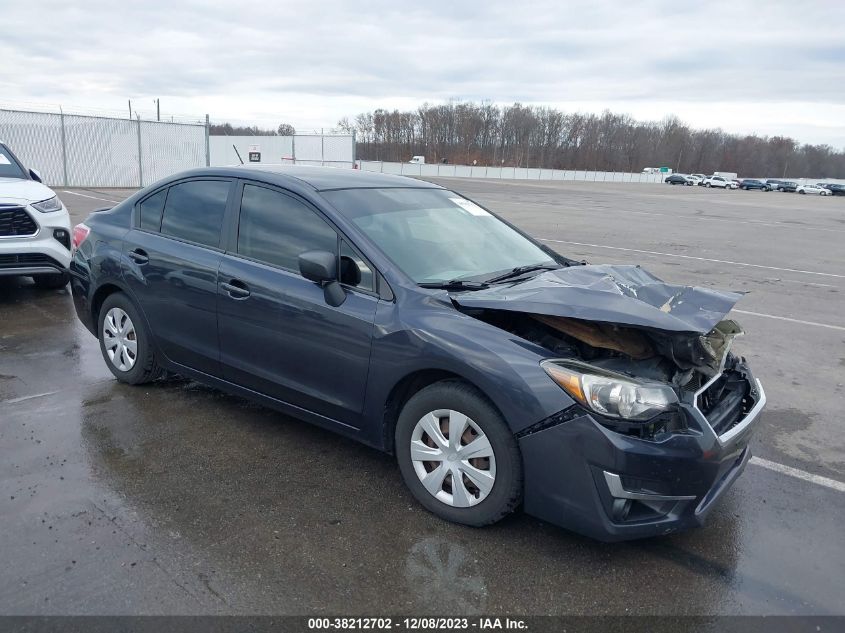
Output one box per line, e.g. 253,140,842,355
128,248,149,265
221,279,250,299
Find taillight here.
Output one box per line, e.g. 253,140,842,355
71,223,90,251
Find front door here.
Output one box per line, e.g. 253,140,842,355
217,183,378,427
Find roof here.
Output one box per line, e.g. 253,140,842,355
194,164,444,191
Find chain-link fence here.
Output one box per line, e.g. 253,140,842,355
0,108,208,188
209,134,355,168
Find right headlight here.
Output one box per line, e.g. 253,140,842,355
540,359,679,421
31,196,63,214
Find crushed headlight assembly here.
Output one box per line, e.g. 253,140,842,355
31,196,63,214
540,359,679,421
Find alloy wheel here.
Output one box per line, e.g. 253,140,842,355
410,409,496,508
103,307,138,371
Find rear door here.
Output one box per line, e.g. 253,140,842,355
217,182,378,427
123,178,234,376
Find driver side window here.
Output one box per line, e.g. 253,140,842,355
237,184,336,272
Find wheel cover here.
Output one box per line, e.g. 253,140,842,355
410,409,496,508
103,307,138,371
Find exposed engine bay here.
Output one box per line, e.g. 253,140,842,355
461,308,743,390
449,264,747,391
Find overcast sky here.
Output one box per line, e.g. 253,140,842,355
2,0,844,146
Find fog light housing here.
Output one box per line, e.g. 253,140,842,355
53,228,71,250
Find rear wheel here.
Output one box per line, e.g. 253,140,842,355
799,190,806,194
98,292,162,384
32,271,69,289
395,380,522,527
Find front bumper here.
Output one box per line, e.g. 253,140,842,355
519,369,765,541
0,204,72,277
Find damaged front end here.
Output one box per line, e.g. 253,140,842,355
451,264,766,540
451,264,758,440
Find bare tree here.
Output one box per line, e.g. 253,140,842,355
345,100,845,178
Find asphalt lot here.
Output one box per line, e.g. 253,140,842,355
1,181,843,615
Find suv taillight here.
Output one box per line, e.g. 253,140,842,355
72,223,90,251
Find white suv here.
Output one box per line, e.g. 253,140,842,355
703,175,737,189
0,142,71,288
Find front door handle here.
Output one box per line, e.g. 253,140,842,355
221,279,250,299
128,248,149,265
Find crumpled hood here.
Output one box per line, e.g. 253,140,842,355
451,265,743,334
0,177,56,204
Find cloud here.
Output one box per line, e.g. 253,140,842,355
1,0,844,145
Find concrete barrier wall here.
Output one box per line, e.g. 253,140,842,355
358,161,667,183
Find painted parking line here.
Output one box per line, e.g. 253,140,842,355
732,309,845,332
750,457,845,493
59,190,120,203
539,239,845,279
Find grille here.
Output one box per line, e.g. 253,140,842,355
695,370,751,436
0,206,38,237
0,253,60,268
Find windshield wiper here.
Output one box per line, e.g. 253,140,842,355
418,280,489,291
484,264,560,284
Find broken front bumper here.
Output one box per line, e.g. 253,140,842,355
519,372,765,541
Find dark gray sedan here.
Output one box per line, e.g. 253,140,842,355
69,166,765,541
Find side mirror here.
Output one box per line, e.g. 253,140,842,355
29,168,42,183
298,250,346,307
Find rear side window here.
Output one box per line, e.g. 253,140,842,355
237,184,336,272
160,180,230,248
139,189,167,232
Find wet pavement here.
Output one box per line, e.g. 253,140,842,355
1,184,843,615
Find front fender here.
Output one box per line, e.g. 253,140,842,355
361,294,573,449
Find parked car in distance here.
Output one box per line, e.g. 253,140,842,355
0,141,72,288
69,166,765,542
664,174,689,185
739,179,767,190
822,183,845,196
779,181,799,193
689,173,707,185
797,183,832,195
703,175,737,189
764,179,785,191
685,175,704,186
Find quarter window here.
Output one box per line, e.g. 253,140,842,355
138,189,167,232
237,184,337,272
160,180,230,248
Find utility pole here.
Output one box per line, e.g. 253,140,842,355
156,98,160,122
128,99,132,119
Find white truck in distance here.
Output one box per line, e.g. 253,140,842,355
712,171,738,180
409,156,426,164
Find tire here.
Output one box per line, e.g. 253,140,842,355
32,271,69,289
799,190,805,194
705,182,711,188
395,380,522,527
97,292,162,385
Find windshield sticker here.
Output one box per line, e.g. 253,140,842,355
0,155,11,165
450,197,490,216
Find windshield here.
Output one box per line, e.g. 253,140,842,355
0,146,27,179
322,188,557,284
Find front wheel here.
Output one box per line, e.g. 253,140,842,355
799,190,806,194
98,292,163,384
705,182,711,188
395,381,522,527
